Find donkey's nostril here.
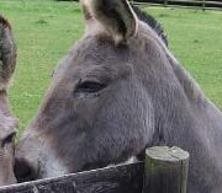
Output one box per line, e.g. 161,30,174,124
14,158,36,183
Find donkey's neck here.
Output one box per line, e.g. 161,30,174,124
147,37,222,146
146,20,207,105
141,21,222,192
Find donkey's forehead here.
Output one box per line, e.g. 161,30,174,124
74,36,129,63
55,36,132,79
54,21,164,84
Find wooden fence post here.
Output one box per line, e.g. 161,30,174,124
164,0,168,7
202,0,206,11
142,146,189,193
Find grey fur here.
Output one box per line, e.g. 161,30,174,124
0,15,17,186
0,15,16,91
15,1,222,192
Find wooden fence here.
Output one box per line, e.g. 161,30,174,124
132,0,222,10
0,146,189,193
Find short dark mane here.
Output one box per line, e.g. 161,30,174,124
131,5,168,46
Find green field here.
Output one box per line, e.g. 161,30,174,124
1,0,222,134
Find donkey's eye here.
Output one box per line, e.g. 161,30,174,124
75,81,106,93
1,132,16,147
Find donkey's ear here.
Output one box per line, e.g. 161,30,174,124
0,15,16,91
81,0,138,44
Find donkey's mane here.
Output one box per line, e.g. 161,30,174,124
131,5,168,46
131,6,204,103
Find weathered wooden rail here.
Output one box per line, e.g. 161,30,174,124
0,146,189,193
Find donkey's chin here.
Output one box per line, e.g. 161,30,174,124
15,146,139,182
40,157,69,179
105,156,138,168
122,156,138,164
42,155,138,179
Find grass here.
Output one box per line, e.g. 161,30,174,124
146,7,222,106
1,0,222,134
1,0,84,132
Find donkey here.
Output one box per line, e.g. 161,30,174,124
0,15,17,186
15,1,222,192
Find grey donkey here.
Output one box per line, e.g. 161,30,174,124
0,15,17,186
14,1,222,193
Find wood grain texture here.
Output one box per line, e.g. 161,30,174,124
0,162,144,193
142,146,189,193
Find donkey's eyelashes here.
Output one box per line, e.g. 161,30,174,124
74,81,107,94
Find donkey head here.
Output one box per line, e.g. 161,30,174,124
15,0,170,181
0,15,17,186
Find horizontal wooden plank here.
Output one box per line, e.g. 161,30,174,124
0,162,144,193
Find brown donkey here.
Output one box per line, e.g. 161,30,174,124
0,15,17,186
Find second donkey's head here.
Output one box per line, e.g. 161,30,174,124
0,15,17,186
